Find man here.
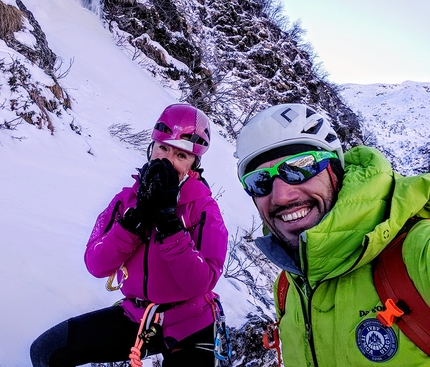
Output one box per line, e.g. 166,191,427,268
234,103,430,366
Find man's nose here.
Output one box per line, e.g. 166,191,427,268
270,177,300,205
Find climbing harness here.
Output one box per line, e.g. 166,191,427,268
126,297,232,366
129,303,163,367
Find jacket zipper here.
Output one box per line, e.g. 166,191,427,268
296,275,319,367
299,237,319,367
298,236,370,367
196,211,206,251
143,229,152,299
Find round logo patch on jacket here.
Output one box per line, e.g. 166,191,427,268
356,318,398,362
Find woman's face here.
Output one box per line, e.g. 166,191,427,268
150,141,196,181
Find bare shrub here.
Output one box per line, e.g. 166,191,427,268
0,1,23,39
0,116,22,130
1,56,73,133
109,123,152,154
256,0,290,31
224,219,280,308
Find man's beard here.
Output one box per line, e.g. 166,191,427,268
262,198,325,256
262,213,304,256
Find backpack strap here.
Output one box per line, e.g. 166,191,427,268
263,271,289,367
374,232,430,355
277,270,289,316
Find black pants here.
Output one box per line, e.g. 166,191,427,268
30,306,215,367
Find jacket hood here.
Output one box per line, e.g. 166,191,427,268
255,146,430,287
303,145,430,286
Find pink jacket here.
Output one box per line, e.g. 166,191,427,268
84,174,228,344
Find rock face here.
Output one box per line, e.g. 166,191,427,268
1,0,363,146
102,0,363,149
0,0,72,133
5,0,57,74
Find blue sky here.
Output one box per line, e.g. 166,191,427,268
282,0,430,84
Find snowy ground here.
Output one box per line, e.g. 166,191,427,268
0,1,261,366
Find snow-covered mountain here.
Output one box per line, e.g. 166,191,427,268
0,1,429,367
339,81,430,176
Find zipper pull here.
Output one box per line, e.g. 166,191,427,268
306,322,312,342
303,280,311,299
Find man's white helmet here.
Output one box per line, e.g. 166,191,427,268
235,103,344,178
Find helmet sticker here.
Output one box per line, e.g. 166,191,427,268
275,108,299,127
356,318,398,362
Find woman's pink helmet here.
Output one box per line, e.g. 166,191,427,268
151,104,211,156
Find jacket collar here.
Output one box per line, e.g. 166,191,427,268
255,233,303,276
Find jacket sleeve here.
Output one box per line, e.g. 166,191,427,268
84,190,141,278
157,197,228,297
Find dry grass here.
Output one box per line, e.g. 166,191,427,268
0,1,24,39
47,82,72,109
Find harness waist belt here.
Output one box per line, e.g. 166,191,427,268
126,298,184,312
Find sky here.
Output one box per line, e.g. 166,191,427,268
282,0,430,84
0,0,267,365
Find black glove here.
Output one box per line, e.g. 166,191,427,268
142,158,185,240
141,158,180,211
118,207,146,235
118,162,157,236
135,162,158,221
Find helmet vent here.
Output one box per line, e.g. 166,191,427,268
181,133,209,147
303,118,323,135
325,133,338,143
154,122,172,135
306,108,317,117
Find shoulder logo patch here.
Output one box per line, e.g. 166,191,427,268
356,318,398,362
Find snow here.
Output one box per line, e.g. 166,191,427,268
0,0,260,366
1,0,429,366
339,81,430,175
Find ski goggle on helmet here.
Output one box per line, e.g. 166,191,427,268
235,104,344,195
151,104,211,157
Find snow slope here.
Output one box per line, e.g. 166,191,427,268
0,0,259,365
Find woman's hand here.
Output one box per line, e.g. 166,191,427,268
140,158,179,212
142,159,184,240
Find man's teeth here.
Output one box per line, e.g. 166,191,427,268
281,208,310,222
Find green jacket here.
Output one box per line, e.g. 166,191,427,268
255,146,430,366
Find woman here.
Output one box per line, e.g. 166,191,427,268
30,104,229,367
